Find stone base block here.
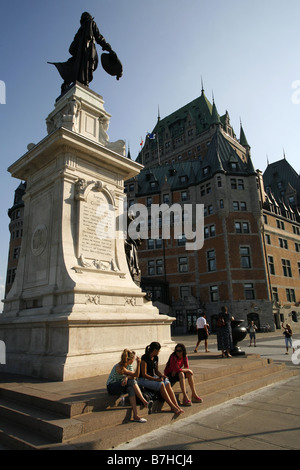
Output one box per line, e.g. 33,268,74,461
0,312,174,381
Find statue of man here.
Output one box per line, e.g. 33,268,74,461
49,12,122,93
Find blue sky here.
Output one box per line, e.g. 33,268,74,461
1,0,300,310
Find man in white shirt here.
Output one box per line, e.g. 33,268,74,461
194,312,210,353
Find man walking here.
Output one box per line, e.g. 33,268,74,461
194,312,210,353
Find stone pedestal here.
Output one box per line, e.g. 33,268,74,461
0,83,174,381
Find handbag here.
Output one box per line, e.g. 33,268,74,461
217,316,226,327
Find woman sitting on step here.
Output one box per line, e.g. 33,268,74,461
138,342,184,415
164,344,203,406
106,349,153,423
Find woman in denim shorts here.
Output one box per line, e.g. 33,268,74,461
106,349,152,422
138,342,184,415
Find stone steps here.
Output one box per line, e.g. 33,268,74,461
0,355,297,450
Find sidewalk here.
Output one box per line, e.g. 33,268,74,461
115,373,300,450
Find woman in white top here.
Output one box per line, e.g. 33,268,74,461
107,349,152,422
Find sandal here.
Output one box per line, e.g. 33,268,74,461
192,395,203,403
183,398,192,406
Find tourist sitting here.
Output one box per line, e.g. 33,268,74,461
138,342,184,415
106,349,152,423
164,344,203,406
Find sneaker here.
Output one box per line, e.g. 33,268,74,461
133,417,147,423
147,400,153,415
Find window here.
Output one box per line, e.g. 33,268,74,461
295,243,300,252
279,238,288,249
276,220,285,230
265,234,271,244
7,268,16,285
163,193,170,204
240,202,247,211
238,179,244,190
146,196,152,207
272,287,279,302
155,238,162,249
204,225,216,238
235,222,242,233
13,247,20,259
219,199,224,209
181,191,189,201
217,176,222,188
242,222,250,233
263,214,268,224
147,239,154,249
180,175,188,184
209,225,216,237
207,250,216,272
286,289,296,303
298,262,300,277
231,178,245,190
180,286,190,299
233,201,239,211
210,285,219,302
282,259,292,277
178,256,188,273
175,311,184,327
148,260,155,275
148,259,163,275
244,283,255,300
240,246,251,268
156,259,163,274
235,222,250,233
268,256,275,275
178,234,186,246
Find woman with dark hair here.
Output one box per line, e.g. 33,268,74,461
138,342,184,415
164,344,203,406
217,306,234,358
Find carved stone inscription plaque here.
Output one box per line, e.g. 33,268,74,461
77,185,116,269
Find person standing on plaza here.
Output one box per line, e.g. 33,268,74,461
282,322,295,354
194,312,210,353
248,321,258,347
216,306,234,358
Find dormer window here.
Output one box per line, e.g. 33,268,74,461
180,175,188,184
150,181,158,189
203,166,210,176
230,162,238,171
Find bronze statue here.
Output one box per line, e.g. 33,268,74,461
49,12,122,93
125,213,142,287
